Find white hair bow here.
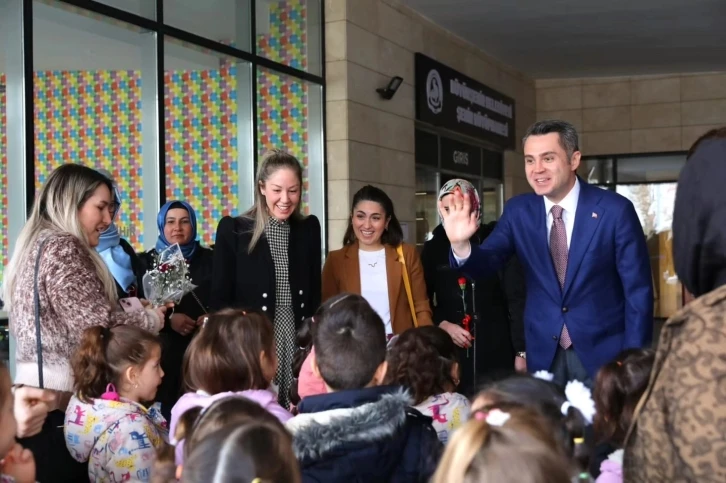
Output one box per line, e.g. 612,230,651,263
561,380,596,424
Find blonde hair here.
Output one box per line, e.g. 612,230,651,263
2,164,118,308
432,408,573,483
243,149,304,253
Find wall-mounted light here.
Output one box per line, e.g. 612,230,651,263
376,76,403,100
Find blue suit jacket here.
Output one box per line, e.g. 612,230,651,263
452,181,653,377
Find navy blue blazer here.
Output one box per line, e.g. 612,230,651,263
452,180,653,377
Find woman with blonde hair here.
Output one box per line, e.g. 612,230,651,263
2,163,167,482
211,149,321,409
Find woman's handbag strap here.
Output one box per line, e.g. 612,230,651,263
34,236,52,389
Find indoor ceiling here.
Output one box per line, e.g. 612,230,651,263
402,0,726,78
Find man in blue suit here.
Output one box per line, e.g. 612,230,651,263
441,120,653,386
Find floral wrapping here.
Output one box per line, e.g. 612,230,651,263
64,395,169,483
142,243,196,307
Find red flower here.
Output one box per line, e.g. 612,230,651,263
159,263,171,273
462,314,472,332
458,277,467,290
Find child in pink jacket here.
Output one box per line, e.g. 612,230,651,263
170,310,291,464
592,349,654,483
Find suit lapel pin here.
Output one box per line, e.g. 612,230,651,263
592,212,598,219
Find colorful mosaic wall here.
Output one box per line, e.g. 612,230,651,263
1,0,312,256
34,71,145,249
0,74,7,285
164,62,239,246
257,68,309,214
258,0,308,71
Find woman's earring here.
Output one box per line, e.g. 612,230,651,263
134,383,139,389
453,378,460,386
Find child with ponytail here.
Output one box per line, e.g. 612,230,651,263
473,373,594,481
592,349,654,483
432,405,573,483
65,325,168,482
170,309,291,464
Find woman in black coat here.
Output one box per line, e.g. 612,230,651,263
421,179,526,397
141,200,213,419
211,150,321,408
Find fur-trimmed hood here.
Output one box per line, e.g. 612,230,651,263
288,388,411,461
287,386,442,482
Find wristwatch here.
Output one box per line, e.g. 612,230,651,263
516,352,526,360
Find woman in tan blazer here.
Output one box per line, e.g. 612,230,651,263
322,185,432,335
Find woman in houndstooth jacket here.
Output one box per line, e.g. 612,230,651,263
210,150,321,409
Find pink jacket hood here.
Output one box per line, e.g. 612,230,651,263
170,389,292,464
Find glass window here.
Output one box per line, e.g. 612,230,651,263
415,168,439,250
256,0,322,75
481,181,503,224
616,154,686,183
94,0,156,18
164,0,251,52
164,39,253,246
33,0,158,251
616,183,681,318
256,66,324,242
582,157,614,184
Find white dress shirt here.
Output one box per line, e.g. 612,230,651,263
544,177,580,250
454,178,581,264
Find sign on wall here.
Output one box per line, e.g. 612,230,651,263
440,136,482,177
415,53,516,150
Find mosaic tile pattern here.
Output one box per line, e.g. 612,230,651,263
34,70,145,249
257,68,310,214
164,61,239,246
257,0,308,71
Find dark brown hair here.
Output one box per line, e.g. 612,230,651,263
343,185,404,247
182,309,275,394
313,293,387,391
593,348,655,446
384,326,458,404
184,396,274,457
687,126,726,159
71,325,160,403
289,316,315,406
181,422,300,483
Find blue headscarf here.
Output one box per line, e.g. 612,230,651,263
95,181,136,292
155,200,198,259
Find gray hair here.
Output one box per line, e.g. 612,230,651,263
522,120,580,159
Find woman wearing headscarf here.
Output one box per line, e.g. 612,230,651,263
141,200,214,419
95,173,146,299
421,179,526,396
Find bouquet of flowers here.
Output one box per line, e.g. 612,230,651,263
142,243,196,307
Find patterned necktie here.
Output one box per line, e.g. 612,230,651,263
550,205,572,349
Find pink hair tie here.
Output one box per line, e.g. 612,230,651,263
474,411,488,421
101,383,120,401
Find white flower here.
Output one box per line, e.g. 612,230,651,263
485,409,511,427
533,370,554,382
563,380,596,424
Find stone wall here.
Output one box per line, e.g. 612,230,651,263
324,0,536,250
536,73,726,155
